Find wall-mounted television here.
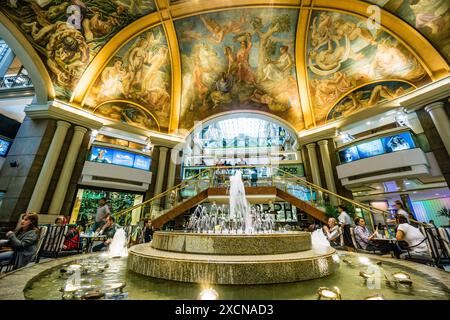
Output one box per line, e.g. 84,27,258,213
0,138,11,157
89,146,151,171
338,131,416,164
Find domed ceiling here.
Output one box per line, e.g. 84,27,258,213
1,0,448,135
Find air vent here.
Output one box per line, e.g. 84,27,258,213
91,176,144,186
348,166,412,181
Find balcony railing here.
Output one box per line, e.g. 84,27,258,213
0,74,33,89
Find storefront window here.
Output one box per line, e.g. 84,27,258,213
70,188,144,228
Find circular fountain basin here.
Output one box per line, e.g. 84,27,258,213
151,231,312,255
128,231,338,284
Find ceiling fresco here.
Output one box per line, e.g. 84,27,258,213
0,0,156,99
307,10,429,125
365,0,449,63
84,26,171,132
0,1,448,135
175,8,304,132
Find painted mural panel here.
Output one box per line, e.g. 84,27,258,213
307,10,429,125
0,0,156,99
85,26,171,132
175,8,304,131
326,80,414,121
366,0,450,62
93,101,161,131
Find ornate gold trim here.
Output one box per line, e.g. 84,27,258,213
312,0,449,80
0,11,55,101
70,13,162,106
94,99,161,131
325,78,417,122
296,6,315,129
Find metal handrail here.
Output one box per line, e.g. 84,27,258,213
274,167,425,226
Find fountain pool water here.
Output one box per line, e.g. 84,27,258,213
103,228,128,258
23,253,450,300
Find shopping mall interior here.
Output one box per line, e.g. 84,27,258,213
0,0,449,301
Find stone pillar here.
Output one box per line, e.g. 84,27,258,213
318,140,338,204
425,102,450,156
306,143,321,187
27,121,71,213
48,126,87,214
166,148,178,191
154,146,168,197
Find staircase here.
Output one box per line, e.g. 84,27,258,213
113,165,416,231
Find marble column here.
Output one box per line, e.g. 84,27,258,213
154,146,169,197
318,140,338,205
48,126,87,214
425,102,450,156
166,148,178,191
27,121,71,213
306,143,321,187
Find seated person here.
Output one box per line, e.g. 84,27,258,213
322,218,341,247
395,215,429,258
141,219,154,243
93,216,118,252
0,213,40,268
62,225,80,251
354,217,401,257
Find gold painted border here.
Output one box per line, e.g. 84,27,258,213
324,78,417,122
0,11,55,101
94,99,162,132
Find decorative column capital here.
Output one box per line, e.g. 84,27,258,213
74,126,88,134
56,120,71,129
159,146,169,153
306,143,316,150
317,140,329,147
425,101,445,113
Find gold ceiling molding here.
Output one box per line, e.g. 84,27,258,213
312,0,449,81
296,7,314,129
157,0,182,134
0,11,55,102
64,0,449,135
70,13,162,107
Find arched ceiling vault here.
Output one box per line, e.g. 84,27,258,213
0,0,448,136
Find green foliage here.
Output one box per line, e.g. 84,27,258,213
271,14,291,33
438,207,450,218
325,204,339,219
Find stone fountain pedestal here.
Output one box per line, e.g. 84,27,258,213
127,231,339,285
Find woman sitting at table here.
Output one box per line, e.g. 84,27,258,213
354,217,401,258
0,213,40,268
396,215,429,258
93,216,118,252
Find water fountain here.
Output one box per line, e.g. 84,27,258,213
127,170,339,284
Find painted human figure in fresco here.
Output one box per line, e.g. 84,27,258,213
191,56,210,110
261,45,293,82
140,46,168,93
97,59,130,100
224,46,237,76
410,0,449,35
200,14,247,44
236,36,256,85
211,72,233,108
312,71,353,106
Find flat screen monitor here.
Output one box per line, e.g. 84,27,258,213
0,138,11,157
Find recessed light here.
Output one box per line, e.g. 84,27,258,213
366,121,371,125
435,193,440,196
405,182,410,185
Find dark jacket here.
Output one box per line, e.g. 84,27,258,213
7,229,39,268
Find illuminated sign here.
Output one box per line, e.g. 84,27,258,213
339,132,415,164
0,138,11,157
89,146,151,171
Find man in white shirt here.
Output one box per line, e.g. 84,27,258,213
338,205,353,246
394,200,411,224
91,197,110,233
323,218,341,247
396,216,429,257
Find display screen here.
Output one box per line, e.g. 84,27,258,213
357,139,385,159
89,146,151,171
338,132,415,164
133,154,151,171
0,138,12,157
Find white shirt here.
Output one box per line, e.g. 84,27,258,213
338,211,352,226
95,205,110,222
397,209,411,224
325,225,340,242
397,223,428,254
